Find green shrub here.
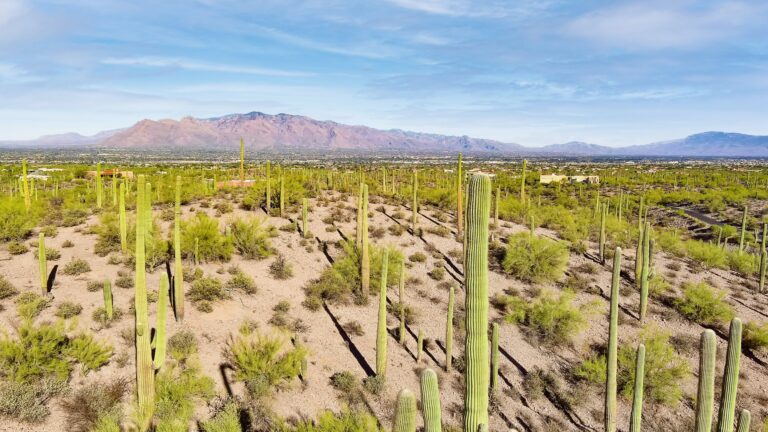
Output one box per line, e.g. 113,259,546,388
502,232,568,283
189,276,227,304
92,213,121,257
14,292,51,319
269,254,293,280
115,273,134,289
201,400,242,432
726,250,758,276
280,409,379,432
59,378,128,432
181,212,233,262
44,247,61,261
154,363,215,431
656,231,686,258
86,280,102,292
427,267,445,281
64,333,112,375
0,275,18,300
408,252,427,263
618,326,690,405
54,301,83,319
674,282,734,326
0,377,68,423
743,321,768,352
168,330,198,363
0,321,71,382
62,258,91,276
225,271,257,294
0,200,35,241
574,355,607,384
685,240,727,269
91,307,124,327
500,290,589,344
230,218,273,260
40,225,58,238
225,331,307,398
7,241,29,255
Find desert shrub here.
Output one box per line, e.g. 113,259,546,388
0,275,18,299
426,225,451,238
92,213,122,257
648,275,673,298
685,240,727,269
153,363,215,431
230,218,273,260
428,267,446,281
656,231,686,258
726,250,758,276
62,240,74,248
269,254,293,280
189,276,227,304
225,331,307,399
201,400,242,432
183,266,204,283
196,301,213,313
618,326,690,405
54,301,83,319
502,232,568,283
408,252,427,263
522,368,553,401
15,292,51,319
7,241,29,255
674,282,734,326
0,321,72,382
59,378,128,432
574,355,607,384
181,212,233,262
362,375,386,395
279,222,297,232
91,307,124,327
40,225,58,238
305,241,402,306
225,271,257,295
115,272,134,289
743,321,768,352
62,258,91,276
501,290,590,344
282,409,379,432
0,377,68,423
168,330,198,363
0,200,35,241
63,333,113,375
215,201,233,216
388,224,405,236
44,247,61,261
86,280,102,292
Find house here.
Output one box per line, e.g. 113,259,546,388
540,174,599,185
20,171,50,181
85,169,134,179
540,174,567,184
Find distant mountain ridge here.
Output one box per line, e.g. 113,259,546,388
2,112,767,157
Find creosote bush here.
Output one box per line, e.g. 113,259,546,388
7,241,29,255
54,301,83,319
189,276,227,305
230,217,274,259
269,254,293,280
674,281,734,326
62,258,91,276
15,292,51,319
0,275,18,300
502,232,568,283
59,378,128,432
226,271,258,295
0,377,68,423
181,212,234,262
153,362,215,430
498,290,592,344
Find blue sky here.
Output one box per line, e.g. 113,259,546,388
1,0,767,146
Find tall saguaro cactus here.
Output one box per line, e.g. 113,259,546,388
173,176,184,322
520,159,527,203
119,182,127,253
445,286,454,371
639,222,651,321
265,160,272,214
134,175,154,430
38,233,47,295
629,344,646,432
738,206,747,252
420,369,442,432
464,174,491,432
361,184,370,298
103,280,113,320
152,276,168,371
599,204,607,264
399,258,406,344
279,175,285,217
302,198,309,238
760,249,767,293
239,138,245,184
735,410,751,432
456,153,463,237
412,169,419,232
716,318,742,432
493,187,500,227
96,163,103,208
22,159,31,210
694,329,716,432
605,247,621,432
393,389,416,432
376,248,389,377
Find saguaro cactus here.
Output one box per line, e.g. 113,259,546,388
759,249,766,293
605,247,621,432
153,276,168,370
38,233,47,295
520,159,527,203
173,176,184,322
639,222,650,321
265,160,272,214
239,138,245,184
445,286,454,371
694,329,716,432
599,204,607,264
494,187,500,227
134,175,155,429
464,174,491,432
22,159,30,210
393,389,416,432
302,198,309,238
417,329,424,362
399,258,406,344
356,183,364,249
103,280,113,320
412,169,419,232
96,163,103,208
119,182,127,253
716,318,742,432
490,323,499,394
376,248,389,377
279,175,285,217
735,410,751,432
629,344,646,432
361,184,370,298
420,369,442,432
739,206,747,252
457,153,463,236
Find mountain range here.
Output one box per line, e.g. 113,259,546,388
2,111,768,157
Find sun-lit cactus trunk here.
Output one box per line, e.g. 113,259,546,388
152,276,168,370
393,389,416,432
490,323,499,395
694,329,716,432
599,204,607,264
279,175,285,217
520,159,527,203
759,250,766,293
265,160,271,214
399,259,406,344
112,172,117,207
239,138,245,184
457,153,463,237
173,176,184,322
735,410,751,432
494,187,499,227
22,159,31,210
411,169,419,232
361,184,370,298
639,222,650,321
134,175,154,430
103,280,113,320
302,198,309,238
38,233,47,295
356,183,364,249
464,174,491,432
420,368,442,432
445,286,454,371
605,247,621,432
119,183,127,252
376,249,389,376
716,318,742,432
635,224,643,281
144,182,152,238
738,206,747,252
96,162,103,208
629,344,646,432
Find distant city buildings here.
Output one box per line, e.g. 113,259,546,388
540,174,599,184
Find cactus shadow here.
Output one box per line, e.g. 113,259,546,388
45,265,58,295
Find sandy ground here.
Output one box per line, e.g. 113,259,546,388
1,188,767,431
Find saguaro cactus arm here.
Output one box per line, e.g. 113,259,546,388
393,389,416,432
629,344,646,432
694,329,716,432
420,369,442,432
716,318,742,432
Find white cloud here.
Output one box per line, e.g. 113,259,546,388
385,0,549,18
252,25,399,59
566,1,763,50
0,63,42,84
0,0,26,25
101,57,313,77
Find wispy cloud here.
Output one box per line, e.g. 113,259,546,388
0,63,42,84
252,25,400,59
0,0,26,25
385,0,550,18
101,57,313,77
566,1,764,50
